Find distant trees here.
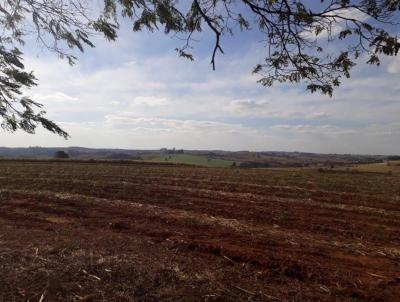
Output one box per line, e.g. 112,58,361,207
239,162,271,168
54,151,69,159
162,148,184,155
106,153,142,160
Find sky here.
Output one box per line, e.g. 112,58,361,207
2,3,400,155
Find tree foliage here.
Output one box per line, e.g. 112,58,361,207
95,0,400,96
54,150,69,158
1,0,399,136
0,0,94,137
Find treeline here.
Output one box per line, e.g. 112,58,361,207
160,148,184,154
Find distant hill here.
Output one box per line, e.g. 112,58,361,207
0,146,394,168
0,147,145,159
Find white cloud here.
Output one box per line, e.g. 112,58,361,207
130,96,169,107
270,122,400,138
33,92,78,103
229,99,269,110
303,7,370,41
225,99,271,116
271,124,339,134
105,115,253,134
388,56,400,74
309,112,330,119
322,7,370,22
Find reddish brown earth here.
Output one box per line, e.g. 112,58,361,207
0,160,399,301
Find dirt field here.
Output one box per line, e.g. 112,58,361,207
0,160,399,301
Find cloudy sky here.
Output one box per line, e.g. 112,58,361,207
2,6,400,154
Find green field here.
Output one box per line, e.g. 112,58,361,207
152,154,235,167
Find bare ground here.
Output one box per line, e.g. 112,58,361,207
0,161,399,301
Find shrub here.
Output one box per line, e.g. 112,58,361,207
54,151,69,159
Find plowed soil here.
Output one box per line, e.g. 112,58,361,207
0,161,399,301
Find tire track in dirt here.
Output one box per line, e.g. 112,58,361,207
1,188,399,282
1,176,399,245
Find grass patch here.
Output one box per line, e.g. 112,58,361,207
152,154,235,168
337,161,400,175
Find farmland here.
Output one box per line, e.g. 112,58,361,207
0,160,399,301
336,161,400,175
151,154,235,167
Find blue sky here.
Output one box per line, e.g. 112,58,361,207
2,5,400,154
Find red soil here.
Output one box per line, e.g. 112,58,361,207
0,161,399,301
